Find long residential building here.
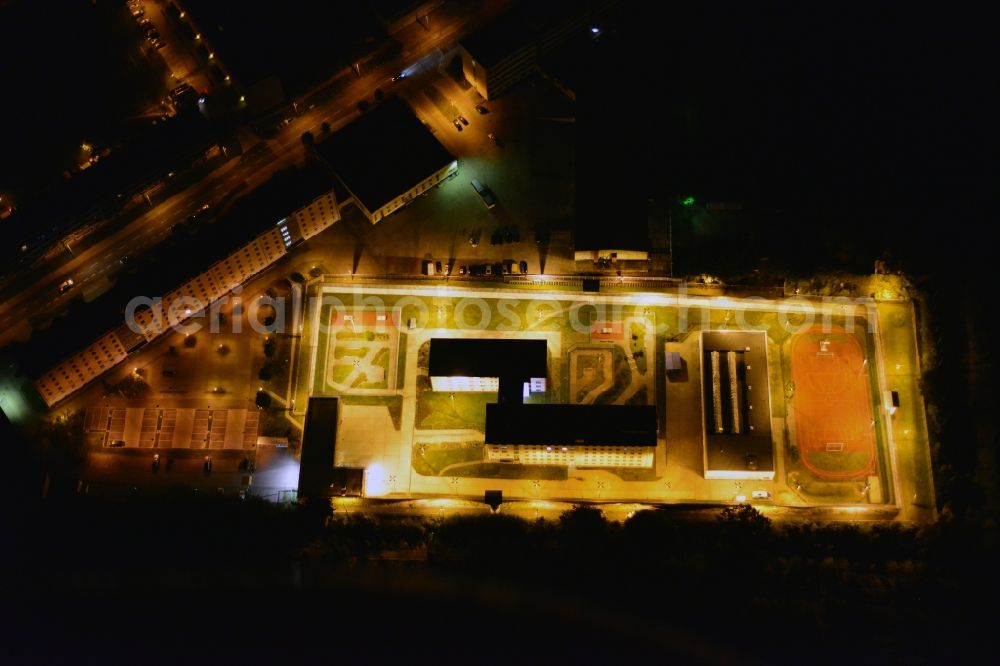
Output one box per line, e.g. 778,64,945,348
33,171,340,406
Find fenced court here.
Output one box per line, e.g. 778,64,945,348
790,326,876,479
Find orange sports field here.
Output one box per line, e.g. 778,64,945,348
790,326,876,480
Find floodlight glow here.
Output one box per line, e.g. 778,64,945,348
364,463,387,496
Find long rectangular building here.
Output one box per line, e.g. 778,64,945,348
297,397,340,498
700,331,774,480
485,403,657,468
429,338,547,398
33,168,340,406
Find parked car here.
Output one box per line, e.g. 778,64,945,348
452,119,463,132
58,278,75,294
484,264,493,276
475,104,488,114
109,439,125,448
457,115,469,126
459,265,467,275
519,260,528,274
493,262,504,276
152,39,167,49
435,261,443,274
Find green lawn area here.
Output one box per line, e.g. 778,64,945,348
592,466,660,481
333,345,368,359
416,390,494,431
628,321,648,374
412,441,484,476
594,346,632,405
446,463,568,480
396,333,407,389
803,450,873,475
331,364,354,385
574,351,608,397
625,386,648,406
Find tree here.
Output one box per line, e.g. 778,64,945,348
373,88,384,102
255,391,272,409
258,364,273,381
717,504,771,538
300,131,315,147
320,121,331,134
38,411,88,480
356,99,369,113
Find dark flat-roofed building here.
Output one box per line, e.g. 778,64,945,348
297,397,340,498
485,403,657,468
429,337,547,402
700,331,774,480
316,98,457,223
458,0,613,100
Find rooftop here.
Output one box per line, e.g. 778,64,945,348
316,98,455,213
485,404,658,446
297,397,339,497
701,330,774,474
428,338,548,380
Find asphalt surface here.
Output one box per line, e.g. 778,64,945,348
0,0,510,344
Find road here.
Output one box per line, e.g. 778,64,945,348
0,0,509,346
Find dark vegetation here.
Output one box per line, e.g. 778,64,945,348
3,499,995,662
